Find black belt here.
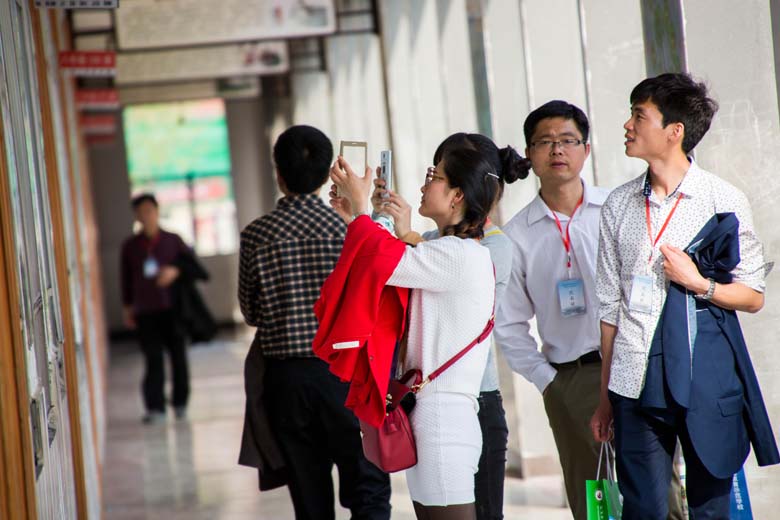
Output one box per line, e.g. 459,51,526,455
550,350,601,370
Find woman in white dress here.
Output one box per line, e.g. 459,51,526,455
330,142,517,520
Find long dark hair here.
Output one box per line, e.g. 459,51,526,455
432,133,531,239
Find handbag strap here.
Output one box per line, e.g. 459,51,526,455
412,266,496,393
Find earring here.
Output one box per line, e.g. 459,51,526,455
451,203,455,209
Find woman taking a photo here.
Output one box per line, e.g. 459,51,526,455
328,136,525,520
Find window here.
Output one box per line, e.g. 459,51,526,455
123,98,237,256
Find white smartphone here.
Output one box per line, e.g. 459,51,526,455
379,150,392,197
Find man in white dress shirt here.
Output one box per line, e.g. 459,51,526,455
494,101,609,520
592,73,767,518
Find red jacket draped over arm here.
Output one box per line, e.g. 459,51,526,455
313,215,409,427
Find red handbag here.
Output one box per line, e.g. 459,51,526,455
359,313,495,473
359,369,421,473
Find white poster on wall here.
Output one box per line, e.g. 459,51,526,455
115,0,335,50
116,41,288,85
119,77,261,105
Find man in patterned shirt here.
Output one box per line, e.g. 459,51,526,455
592,73,767,518
238,125,391,519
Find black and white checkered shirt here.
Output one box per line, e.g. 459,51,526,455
239,193,346,358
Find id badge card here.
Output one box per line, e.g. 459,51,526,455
143,257,159,279
557,278,586,317
629,274,653,313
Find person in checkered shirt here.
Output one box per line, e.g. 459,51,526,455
238,125,391,519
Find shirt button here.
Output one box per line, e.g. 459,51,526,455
369,355,374,361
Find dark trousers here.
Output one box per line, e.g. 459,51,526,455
264,357,391,520
610,391,732,520
475,390,509,520
136,310,189,412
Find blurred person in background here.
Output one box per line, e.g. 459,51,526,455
120,193,191,424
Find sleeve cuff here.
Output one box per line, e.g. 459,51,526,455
400,231,424,246
599,306,618,326
530,363,558,394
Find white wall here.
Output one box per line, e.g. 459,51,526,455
373,0,489,229
581,0,647,188
482,0,538,223
683,1,780,515
436,0,479,135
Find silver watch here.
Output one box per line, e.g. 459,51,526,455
694,278,716,300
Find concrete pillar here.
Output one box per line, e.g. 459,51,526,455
436,0,479,134
325,33,391,160
682,1,780,513
379,0,450,232
521,0,595,186
481,0,537,221
581,0,647,188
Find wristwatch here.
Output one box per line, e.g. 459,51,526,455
694,278,716,300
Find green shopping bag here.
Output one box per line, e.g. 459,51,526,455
586,442,623,520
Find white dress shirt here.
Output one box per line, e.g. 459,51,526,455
495,181,609,393
596,160,767,399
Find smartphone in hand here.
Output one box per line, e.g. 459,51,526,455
379,150,392,197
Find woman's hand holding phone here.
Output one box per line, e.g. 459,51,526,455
382,192,412,238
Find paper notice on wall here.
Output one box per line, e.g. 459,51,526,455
116,42,288,86
115,0,335,50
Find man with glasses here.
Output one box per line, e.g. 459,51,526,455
494,100,683,520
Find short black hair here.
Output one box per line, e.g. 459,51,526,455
273,125,333,194
523,100,590,147
630,73,718,154
131,193,158,209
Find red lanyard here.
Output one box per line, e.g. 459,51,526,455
645,193,683,263
551,196,584,270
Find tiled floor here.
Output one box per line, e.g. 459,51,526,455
102,332,572,519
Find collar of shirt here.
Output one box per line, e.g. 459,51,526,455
639,157,708,204
277,192,323,208
526,179,607,227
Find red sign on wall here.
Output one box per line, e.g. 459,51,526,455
59,51,116,76
76,89,120,111
80,114,117,135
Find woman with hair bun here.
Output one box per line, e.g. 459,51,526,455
327,133,529,519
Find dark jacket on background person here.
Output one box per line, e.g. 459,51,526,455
121,229,189,314
172,251,217,343
238,337,287,490
640,212,780,478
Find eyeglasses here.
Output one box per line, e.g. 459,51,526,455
530,139,586,150
424,167,447,186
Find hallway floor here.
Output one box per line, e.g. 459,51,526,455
102,332,572,519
